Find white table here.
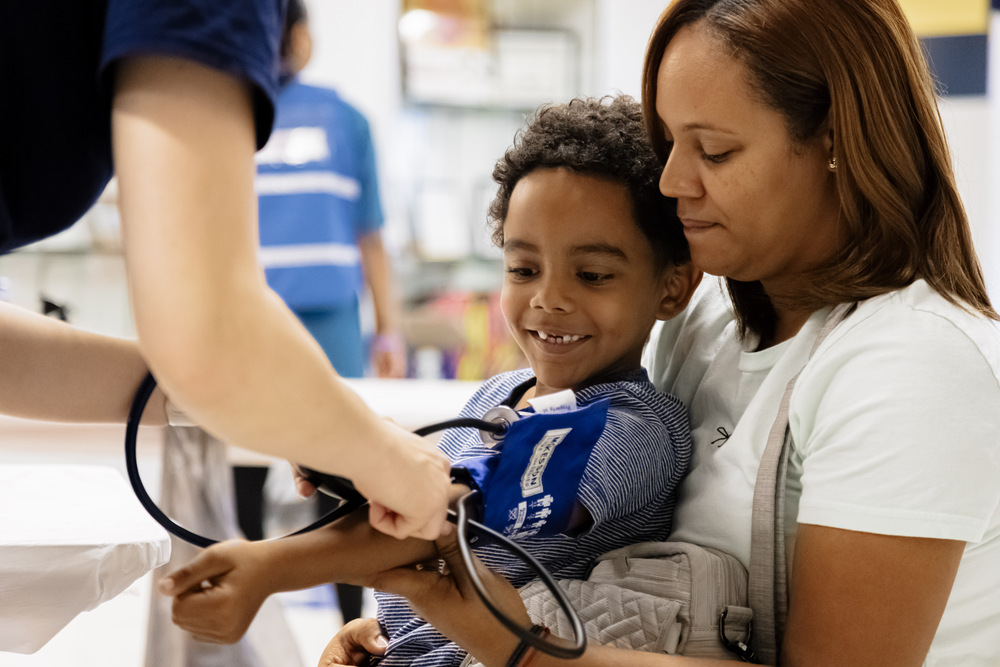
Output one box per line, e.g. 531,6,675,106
0,464,170,654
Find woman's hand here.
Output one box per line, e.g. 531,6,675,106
317,618,388,666
158,539,275,644
366,531,529,666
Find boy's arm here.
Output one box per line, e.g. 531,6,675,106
161,486,469,644
575,405,683,530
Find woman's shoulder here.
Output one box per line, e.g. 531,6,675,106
793,280,1000,440
825,280,1000,379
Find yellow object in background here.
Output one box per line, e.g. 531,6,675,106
898,0,989,36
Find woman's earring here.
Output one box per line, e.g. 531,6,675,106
828,156,838,171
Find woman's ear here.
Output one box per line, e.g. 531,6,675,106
822,115,835,156
655,262,702,320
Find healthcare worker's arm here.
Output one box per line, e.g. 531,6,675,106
111,54,450,540
0,300,167,424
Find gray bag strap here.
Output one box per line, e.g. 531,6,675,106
748,303,854,664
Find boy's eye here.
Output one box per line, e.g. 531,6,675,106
506,267,535,279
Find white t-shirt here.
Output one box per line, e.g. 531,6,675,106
644,278,1000,666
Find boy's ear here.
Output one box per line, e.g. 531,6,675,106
655,262,702,320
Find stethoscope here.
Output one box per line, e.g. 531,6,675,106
125,372,586,660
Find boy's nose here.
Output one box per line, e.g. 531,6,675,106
530,277,573,312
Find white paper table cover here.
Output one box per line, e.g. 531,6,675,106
0,464,171,654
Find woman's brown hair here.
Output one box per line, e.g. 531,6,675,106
641,0,998,340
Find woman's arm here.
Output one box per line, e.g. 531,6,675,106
110,54,450,539
0,300,166,424
370,524,962,667
369,533,739,667
782,525,963,666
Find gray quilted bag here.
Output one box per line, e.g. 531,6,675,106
462,542,752,666
519,542,751,657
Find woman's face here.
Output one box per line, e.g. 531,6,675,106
654,22,842,299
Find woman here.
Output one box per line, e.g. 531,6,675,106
0,0,451,540
329,1,1000,665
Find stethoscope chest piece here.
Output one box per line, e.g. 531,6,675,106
480,405,519,446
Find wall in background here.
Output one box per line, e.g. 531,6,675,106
1,1,997,346
302,0,999,297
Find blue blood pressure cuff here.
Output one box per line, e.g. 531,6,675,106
455,398,610,539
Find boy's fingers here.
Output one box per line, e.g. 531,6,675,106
159,550,228,596
351,618,388,656
316,618,387,667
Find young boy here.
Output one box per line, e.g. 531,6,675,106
160,95,701,666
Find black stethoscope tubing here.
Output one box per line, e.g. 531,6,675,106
125,372,585,659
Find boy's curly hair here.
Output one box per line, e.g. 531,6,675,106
487,95,688,268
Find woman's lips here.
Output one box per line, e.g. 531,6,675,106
680,217,717,230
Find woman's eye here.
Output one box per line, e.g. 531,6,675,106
701,150,731,164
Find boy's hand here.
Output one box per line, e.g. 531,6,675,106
317,618,387,666
290,461,318,499
157,539,274,644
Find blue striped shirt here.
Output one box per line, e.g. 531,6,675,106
374,367,692,666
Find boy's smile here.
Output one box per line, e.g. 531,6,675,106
500,167,679,398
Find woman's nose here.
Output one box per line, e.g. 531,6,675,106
659,149,703,200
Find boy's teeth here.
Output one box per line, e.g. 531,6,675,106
537,331,581,344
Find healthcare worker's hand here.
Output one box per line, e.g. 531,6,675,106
158,539,274,644
317,618,387,667
353,425,454,542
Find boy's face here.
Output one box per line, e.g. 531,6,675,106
500,167,678,396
